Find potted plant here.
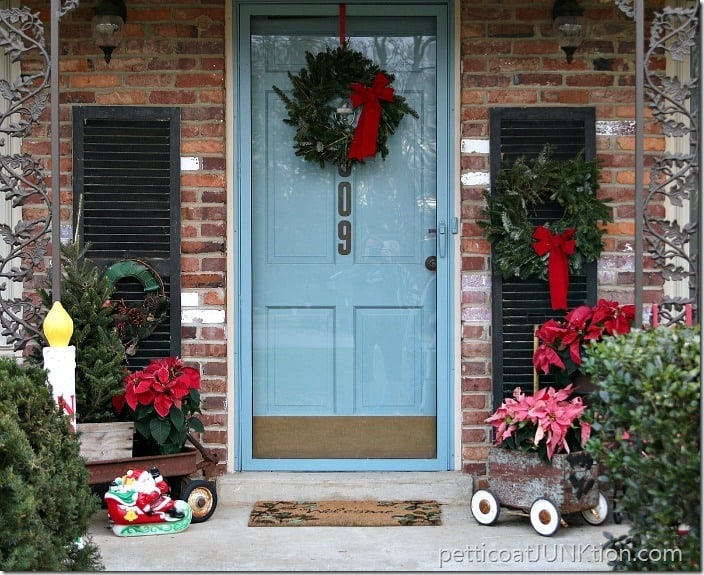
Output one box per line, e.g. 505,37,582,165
471,384,607,536
486,384,591,463
113,356,205,455
32,242,138,462
36,242,128,424
532,299,636,391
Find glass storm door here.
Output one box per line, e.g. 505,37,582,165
239,3,450,470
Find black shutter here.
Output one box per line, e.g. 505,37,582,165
72,106,181,369
489,107,597,409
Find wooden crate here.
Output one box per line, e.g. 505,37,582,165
488,447,599,514
77,422,134,463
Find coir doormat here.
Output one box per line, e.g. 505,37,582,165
248,500,442,527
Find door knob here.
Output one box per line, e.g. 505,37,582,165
425,256,437,271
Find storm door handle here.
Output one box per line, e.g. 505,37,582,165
438,220,447,258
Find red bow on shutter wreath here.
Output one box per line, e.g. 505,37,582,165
348,72,394,161
532,226,576,311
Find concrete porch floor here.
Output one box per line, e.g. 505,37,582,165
88,471,628,571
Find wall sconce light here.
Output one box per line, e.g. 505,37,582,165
92,0,127,64
552,0,586,64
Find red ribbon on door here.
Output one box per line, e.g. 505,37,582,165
347,72,394,161
339,3,346,46
532,226,576,311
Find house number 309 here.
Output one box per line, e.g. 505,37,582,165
337,165,352,255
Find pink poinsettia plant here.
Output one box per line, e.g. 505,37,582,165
486,384,591,463
533,299,636,387
113,356,204,453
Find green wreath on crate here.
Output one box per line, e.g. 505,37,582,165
272,45,419,171
105,260,169,356
478,145,612,281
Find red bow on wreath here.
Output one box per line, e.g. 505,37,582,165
532,226,576,311
348,72,394,161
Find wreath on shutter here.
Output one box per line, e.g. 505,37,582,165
272,45,418,171
105,260,169,356
479,145,612,282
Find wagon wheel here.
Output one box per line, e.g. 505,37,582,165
470,489,500,525
530,497,561,536
580,491,611,526
181,479,217,523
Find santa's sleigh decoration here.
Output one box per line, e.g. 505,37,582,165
104,466,192,536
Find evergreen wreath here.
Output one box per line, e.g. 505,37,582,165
272,45,418,170
479,145,612,280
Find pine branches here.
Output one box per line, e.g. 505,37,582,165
272,45,418,170
479,145,612,280
37,242,126,423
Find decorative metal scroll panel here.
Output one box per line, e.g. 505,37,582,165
617,0,700,327
0,1,78,351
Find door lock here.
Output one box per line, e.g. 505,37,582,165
425,256,437,271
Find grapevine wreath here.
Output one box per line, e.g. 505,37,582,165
479,145,612,308
272,45,418,171
105,259,169,356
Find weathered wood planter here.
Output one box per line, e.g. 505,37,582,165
77,421,135,462
471,447,609,536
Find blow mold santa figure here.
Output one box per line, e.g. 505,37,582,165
104,466,192,536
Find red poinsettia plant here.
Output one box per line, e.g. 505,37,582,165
533,299,636,387
113,356,204,453
486,384,591,463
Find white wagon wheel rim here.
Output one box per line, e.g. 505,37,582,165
581,491,611,525
530,498,561,536
470,489,500,525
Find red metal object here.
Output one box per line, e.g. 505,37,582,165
84,433,220,485
86,439,220,524
186,433,221,480
85,447,199,485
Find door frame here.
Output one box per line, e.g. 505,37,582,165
230,0,459,471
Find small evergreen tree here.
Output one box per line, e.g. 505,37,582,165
0,357,103,571
37,242,127,422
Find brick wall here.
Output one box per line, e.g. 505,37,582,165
23,0,229,471
19,0,665,477
458,0,666,479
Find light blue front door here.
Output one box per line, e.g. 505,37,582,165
238,2,452,470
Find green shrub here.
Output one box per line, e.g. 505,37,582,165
0,358,103,571
583,325,700,571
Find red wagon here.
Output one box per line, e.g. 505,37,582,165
84,434,219,523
